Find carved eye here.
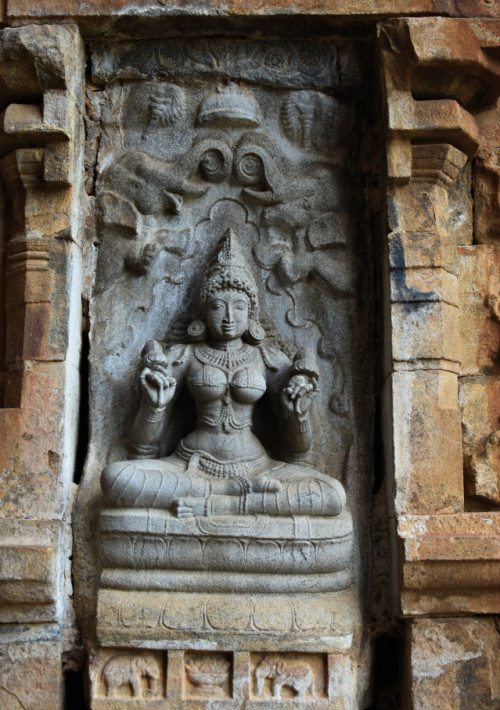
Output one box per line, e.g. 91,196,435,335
211,300,224,311
235,301,247,311
302,198,311,210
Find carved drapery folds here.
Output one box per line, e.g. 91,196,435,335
379,16,500,615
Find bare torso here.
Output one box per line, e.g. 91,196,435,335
182,342,267,461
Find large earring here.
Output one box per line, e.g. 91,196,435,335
187,319,207,342
246,320,265,345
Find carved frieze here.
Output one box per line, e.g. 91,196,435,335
90,647,352,707
97,589,357,649
91,39,342,90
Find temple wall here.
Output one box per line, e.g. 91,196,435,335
0,3,498,709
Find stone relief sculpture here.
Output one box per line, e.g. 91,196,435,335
148,84,185,128
281,91,341,154
75,37,372,709
101,228,346,518
185,655,231,697
255,656,315,699
102,653,161,698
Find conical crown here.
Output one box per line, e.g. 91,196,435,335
197,229,259,317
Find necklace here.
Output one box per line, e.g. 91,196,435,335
194,343,256,372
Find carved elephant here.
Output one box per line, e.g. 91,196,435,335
99,133,233,227
102,653,161,698
262,167,344,234
95,133,233,291
255,166,353,296
255,656,315,699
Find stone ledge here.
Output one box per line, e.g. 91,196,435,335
398,512,500,615
1,1,478,20
0,639,63,710
0,520,61,623
0,518,61,622
97,588,359,652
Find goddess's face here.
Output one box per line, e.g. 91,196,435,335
206,289,250,342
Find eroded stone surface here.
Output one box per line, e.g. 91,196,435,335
410,618,500,710
0,22,85,710
398,512,500,615
391,371,463,515
2,0,473,20
0,641,63,710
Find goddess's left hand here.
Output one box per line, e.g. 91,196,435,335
281,374,315,420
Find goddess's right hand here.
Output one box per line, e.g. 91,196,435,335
140,366,176,408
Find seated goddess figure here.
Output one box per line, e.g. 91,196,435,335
101,229,346,518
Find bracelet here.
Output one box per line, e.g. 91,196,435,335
297,419,309,433
145,407,166,423
128,444,158,459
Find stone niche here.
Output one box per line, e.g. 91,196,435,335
74,34,376,709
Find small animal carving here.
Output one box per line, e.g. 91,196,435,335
102,653,161,698
96,137,233,291
99,135,233,228
255,655,315,699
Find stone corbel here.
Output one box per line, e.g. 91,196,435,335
378,16,500,616
0,25,82,186
379,18,500,183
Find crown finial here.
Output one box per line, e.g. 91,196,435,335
197,229,259,319
196,84,262,128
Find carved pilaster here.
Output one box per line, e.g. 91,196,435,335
378,16,500,616
0,29,84,703
0,150,51,408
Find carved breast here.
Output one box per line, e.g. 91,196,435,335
230,367,266,404
188,366,227,402
188,365,266,404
